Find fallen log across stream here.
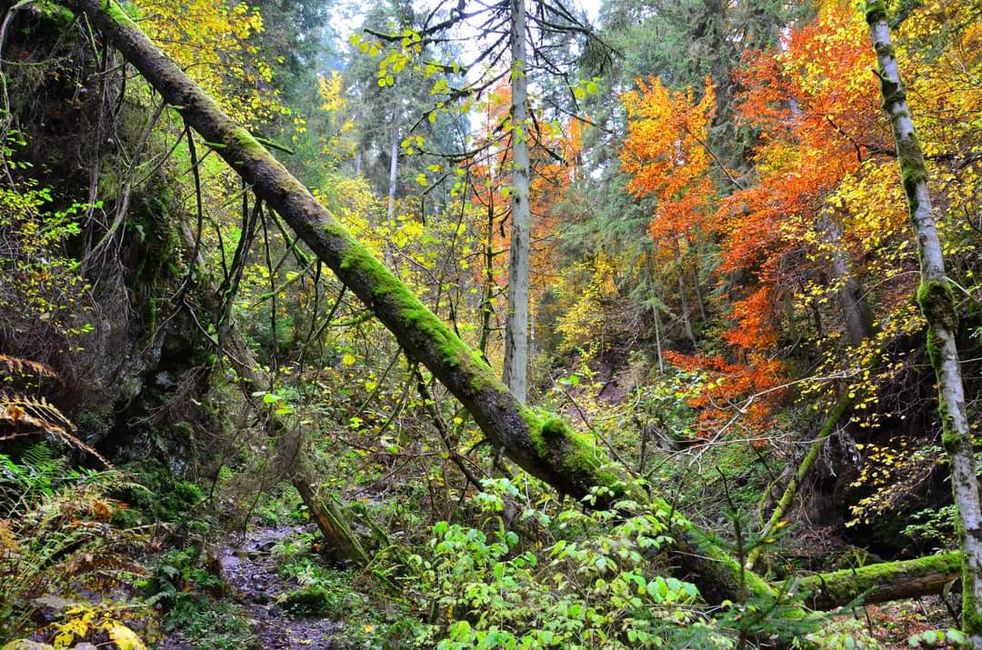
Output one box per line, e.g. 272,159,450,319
60,0,965,614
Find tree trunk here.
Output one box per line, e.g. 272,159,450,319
478,188,497,360
866,3,982,643
794,552,961,610
673,239,697,346
821,216,874,346
644,249,665,373
502,0,531,403
387,125,399,222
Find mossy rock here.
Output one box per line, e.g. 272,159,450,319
278,586,341,619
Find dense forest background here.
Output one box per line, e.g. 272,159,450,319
0,0,979,647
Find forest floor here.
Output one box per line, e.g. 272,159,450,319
159,524,344,649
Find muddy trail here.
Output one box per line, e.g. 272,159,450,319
160,524,344,649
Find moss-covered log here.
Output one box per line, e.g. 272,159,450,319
866,3,982,644
795,552,960,610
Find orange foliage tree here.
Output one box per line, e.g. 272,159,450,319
620,0,980,441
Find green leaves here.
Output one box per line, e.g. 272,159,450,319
571,77,602,101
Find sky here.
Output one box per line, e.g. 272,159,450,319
333,0,605,47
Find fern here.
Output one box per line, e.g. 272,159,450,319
0,443,69,511
0,353,56,380
0,392,110,468
0,462,152,642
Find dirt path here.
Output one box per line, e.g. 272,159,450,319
161,524,344,649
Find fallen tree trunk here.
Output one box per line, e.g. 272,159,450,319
65,0,617,504
795,552,960,610
62,0,962,613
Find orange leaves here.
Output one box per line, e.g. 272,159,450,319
621,77,717,244
719,3,891,349
665,351,785,439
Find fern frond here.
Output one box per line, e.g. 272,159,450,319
0,394,111,468
0,354,56,379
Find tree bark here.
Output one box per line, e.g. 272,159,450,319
794,552,960,610
821,216,874,346
866,3,982,643
502,0,531,403
387,124,399,222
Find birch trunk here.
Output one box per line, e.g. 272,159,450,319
387,125,399,221
502,0,531,403
866,3,982,642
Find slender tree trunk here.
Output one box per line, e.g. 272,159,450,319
645,249,665,373
478,191,497,361
503,0,531,402
673,239,697,346
685,235,708,323
866,4,982,642
821,216,874,345
387,125,399,221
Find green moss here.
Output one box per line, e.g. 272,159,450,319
864,0,887,25
330,225,503,395
101,0,140,29
522,408,626,496
37,0,75,23
917,280,958,329
964,586,982,637
879,77,907,114
231,128,270,164
279,586,342,618
873,42,895,60
797,552,961,606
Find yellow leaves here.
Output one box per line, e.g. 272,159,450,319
51,604,145,650
138,0,282,123
318,71,345,113
554,253,620,357
108,624,146,650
